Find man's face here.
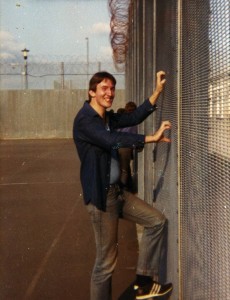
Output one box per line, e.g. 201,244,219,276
90,78,115,109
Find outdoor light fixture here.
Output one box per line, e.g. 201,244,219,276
21,48,30,89
21,48,30,60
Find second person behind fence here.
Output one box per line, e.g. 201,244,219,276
117,101,138,192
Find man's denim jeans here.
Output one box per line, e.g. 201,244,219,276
86,185,166,300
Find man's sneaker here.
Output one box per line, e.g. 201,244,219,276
134,281,173,299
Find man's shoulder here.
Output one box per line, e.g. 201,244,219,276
75,101,92,119
74,101,101,130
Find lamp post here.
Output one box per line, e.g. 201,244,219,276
98,61,101,71
85,37,89,84
21,48,29,89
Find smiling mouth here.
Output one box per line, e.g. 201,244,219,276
105,98,113,102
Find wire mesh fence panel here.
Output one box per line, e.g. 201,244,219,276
179,0,230,299
154,1,230,298
180,1,212,299
124,0,229,299
154,0,179,294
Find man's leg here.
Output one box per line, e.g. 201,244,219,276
121,191,172,298
86,186,120,300
122,191,166,278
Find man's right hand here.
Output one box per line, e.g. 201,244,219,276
145,120,171,143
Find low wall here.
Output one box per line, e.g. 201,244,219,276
0,90,125,139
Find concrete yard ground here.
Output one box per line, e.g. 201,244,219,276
0,139,139,300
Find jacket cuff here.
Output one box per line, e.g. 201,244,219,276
146,99,158,111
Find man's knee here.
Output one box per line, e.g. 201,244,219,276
154,214,167,228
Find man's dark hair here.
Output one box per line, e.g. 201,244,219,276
88,71,116,101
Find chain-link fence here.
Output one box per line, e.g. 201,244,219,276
123,0,229,299
0,57,125,90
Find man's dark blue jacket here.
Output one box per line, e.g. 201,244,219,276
73,99,157,211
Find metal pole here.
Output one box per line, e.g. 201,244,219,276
86,37,89,84
24,59,28,89
21,48,29,89
61,62,64,89
177,0,182,299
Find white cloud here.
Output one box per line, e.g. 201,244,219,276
0,31,14,41
96,46,113,62
0,30,25,60
0,52,16,60
100,46,112,56
92,22,110,35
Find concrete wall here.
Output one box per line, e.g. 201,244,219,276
0,90,125,139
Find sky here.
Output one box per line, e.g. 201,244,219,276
0,0,113,62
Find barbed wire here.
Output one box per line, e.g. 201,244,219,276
0,58,125,90
108,0,132,72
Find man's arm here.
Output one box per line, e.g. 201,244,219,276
149,71,166,106
146,71,171,143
